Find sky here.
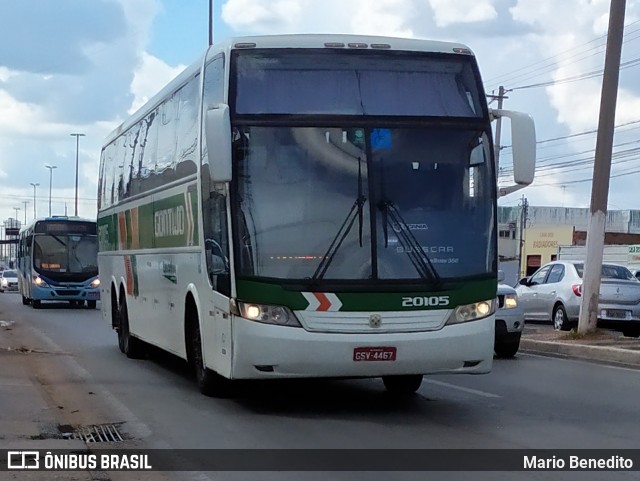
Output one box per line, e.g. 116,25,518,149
1,0,640,230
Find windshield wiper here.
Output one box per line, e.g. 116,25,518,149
49,235,67,247
312,157,366,281
378,199,441,286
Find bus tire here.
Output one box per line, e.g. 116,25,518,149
87,300,97,309
382,375,423,395
186,307,234,398
32,300,41,309
118,295,146,359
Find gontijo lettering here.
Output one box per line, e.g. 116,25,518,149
154,206,185,238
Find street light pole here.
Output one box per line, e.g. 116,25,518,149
22,201,28,224
30,183,39,219
45,165,57,217
70,133,85,217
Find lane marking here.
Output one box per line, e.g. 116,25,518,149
424,379,501,398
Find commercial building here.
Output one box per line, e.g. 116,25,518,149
498,206,640,284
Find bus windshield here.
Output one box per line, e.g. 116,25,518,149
233,126,495,285
233,49,484,117
33,235,98,276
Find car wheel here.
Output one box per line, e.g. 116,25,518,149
382,375,423,395
553,304,571,331
32,300,41,309
87,300,97,309
495,334,521,359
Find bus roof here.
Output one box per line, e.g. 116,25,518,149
103,34,475,146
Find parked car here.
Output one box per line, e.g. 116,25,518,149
495,271,525,358
516,261,640,337
0,270,18,293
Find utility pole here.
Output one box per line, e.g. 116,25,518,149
578,0,626,334
488,86,509,180
518,195,529,279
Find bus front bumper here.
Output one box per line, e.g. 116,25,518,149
230,316,494,379
31,285,101,302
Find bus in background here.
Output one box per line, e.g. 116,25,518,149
17,217,100,309
98,34,535,397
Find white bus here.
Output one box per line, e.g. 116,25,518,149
98,34,535,396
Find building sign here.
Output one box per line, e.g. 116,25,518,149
521,226,575,276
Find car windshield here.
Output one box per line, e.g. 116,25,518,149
573,263,635,280
2,271,16,278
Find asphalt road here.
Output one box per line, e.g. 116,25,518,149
2,292,639,481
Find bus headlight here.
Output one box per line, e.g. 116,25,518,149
446,299,495,325
234,301,301,327
90,278,100,288
33,276,49,287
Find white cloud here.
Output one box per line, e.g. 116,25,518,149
349,0,415,37
511,0,640,135
221,0,415,37
129,52,186,115
428,0,498,27
221,0,304,32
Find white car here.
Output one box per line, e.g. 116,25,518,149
495,271,525,358
0,270,19,293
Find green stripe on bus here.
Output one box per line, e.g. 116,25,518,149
98,191,200,251
235,279,497,311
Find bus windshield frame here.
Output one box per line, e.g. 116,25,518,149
228,48,496,290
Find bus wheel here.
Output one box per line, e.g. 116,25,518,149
188,315,234,398
87,300,97,309
382,375,423,395
32,300,41,309
118,296,146,359
22,295,30,305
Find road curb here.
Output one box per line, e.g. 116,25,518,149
521,338,640,366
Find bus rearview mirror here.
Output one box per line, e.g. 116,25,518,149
205,104,232,183
492,109,536,186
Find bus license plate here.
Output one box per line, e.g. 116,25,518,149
353,347,396,362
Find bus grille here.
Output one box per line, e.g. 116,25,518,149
55,290,81,296
296,310,449,333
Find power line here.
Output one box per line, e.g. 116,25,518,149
510,55,640,91
484,18,640,91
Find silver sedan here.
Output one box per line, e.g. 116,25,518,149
515,261,640,337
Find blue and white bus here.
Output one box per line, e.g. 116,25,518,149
17,217,100,309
